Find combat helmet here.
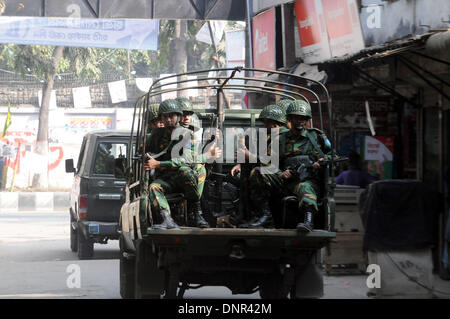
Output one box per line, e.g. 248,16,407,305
148,103,160,121
176,97,194,114
158,99,183,116
258,104,287,124
276,99,293,111
286,99,312,118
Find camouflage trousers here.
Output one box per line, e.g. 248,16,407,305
148,167,201,213
248,167,319,212
192,164,206,197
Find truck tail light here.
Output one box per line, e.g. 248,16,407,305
78,194,88,219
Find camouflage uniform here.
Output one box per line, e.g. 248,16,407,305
176,97,207,198
147,125,200,214
241,105,288,228
248,100,332,230
147,99,209,228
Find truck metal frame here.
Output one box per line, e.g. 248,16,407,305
118,67,337,299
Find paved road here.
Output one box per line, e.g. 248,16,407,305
0,210,370,299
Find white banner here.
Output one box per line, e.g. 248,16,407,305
136,78,153,93
108,80,127,104
0,17,159,50
72,86,92,109
196,21,226,45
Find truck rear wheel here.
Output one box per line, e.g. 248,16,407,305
134,239,163,299
259,272,290,299
119,236,135,299
77,227,94,259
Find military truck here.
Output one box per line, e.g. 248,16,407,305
116,68,338,298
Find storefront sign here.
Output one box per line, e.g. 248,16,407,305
294,0,364,63
294,0,331,64
252,8,276,74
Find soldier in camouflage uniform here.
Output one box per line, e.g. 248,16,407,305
144,99,209,229
276,99,293,129
175,97,208,199
248,100,332,232
145,103,164,151
232,104,289,228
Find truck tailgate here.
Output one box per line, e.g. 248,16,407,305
145,228,335,259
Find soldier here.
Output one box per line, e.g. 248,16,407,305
94,142,115,174
175,97,220,227
144,99,210,229
145,103,164,151
231,104,288,228
276,99,293,129
247,100,332,232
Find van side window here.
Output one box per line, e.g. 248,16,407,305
76,137,87,171
93,142,128,175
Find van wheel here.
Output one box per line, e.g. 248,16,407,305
77,228,94,259
70,215,78,252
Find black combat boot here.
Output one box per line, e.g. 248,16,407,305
153,210,180,229
187,201,210,228
296,211,314,233
238,214,261,228
248,201,274,228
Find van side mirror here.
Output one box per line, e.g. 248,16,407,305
65,159,75,173
114,157,127,179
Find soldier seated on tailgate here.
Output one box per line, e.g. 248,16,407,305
242,100,333,232
229,104,289,228
143,99,217,229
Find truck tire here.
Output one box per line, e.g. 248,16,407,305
259,273,290,299
70,215,78,252
119,236,135,299
134,240,162,299
77,227,94,259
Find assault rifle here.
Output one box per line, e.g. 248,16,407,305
284,155,348,182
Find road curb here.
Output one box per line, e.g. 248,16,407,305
0,192,69,212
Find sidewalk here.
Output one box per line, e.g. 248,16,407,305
0,192,69,212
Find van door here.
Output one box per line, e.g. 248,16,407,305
87,139,128,222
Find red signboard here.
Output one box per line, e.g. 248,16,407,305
294,0,322,46
294,0,331,64
322,0,353,39
252,8,276,72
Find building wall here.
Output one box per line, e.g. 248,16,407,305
0,107,135,190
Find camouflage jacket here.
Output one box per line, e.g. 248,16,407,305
280,128,332,171
147,125,196,169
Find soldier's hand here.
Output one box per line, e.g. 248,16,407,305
231,164,241,177
312,158,324,169
144,153,160,171
280,169,292,180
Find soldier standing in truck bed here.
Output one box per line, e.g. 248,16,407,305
247,100,332,232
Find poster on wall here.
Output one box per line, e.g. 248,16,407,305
363,135,394,179
294,0,364,63
322,0,365,57
252,8,276,75
294,0,332,64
